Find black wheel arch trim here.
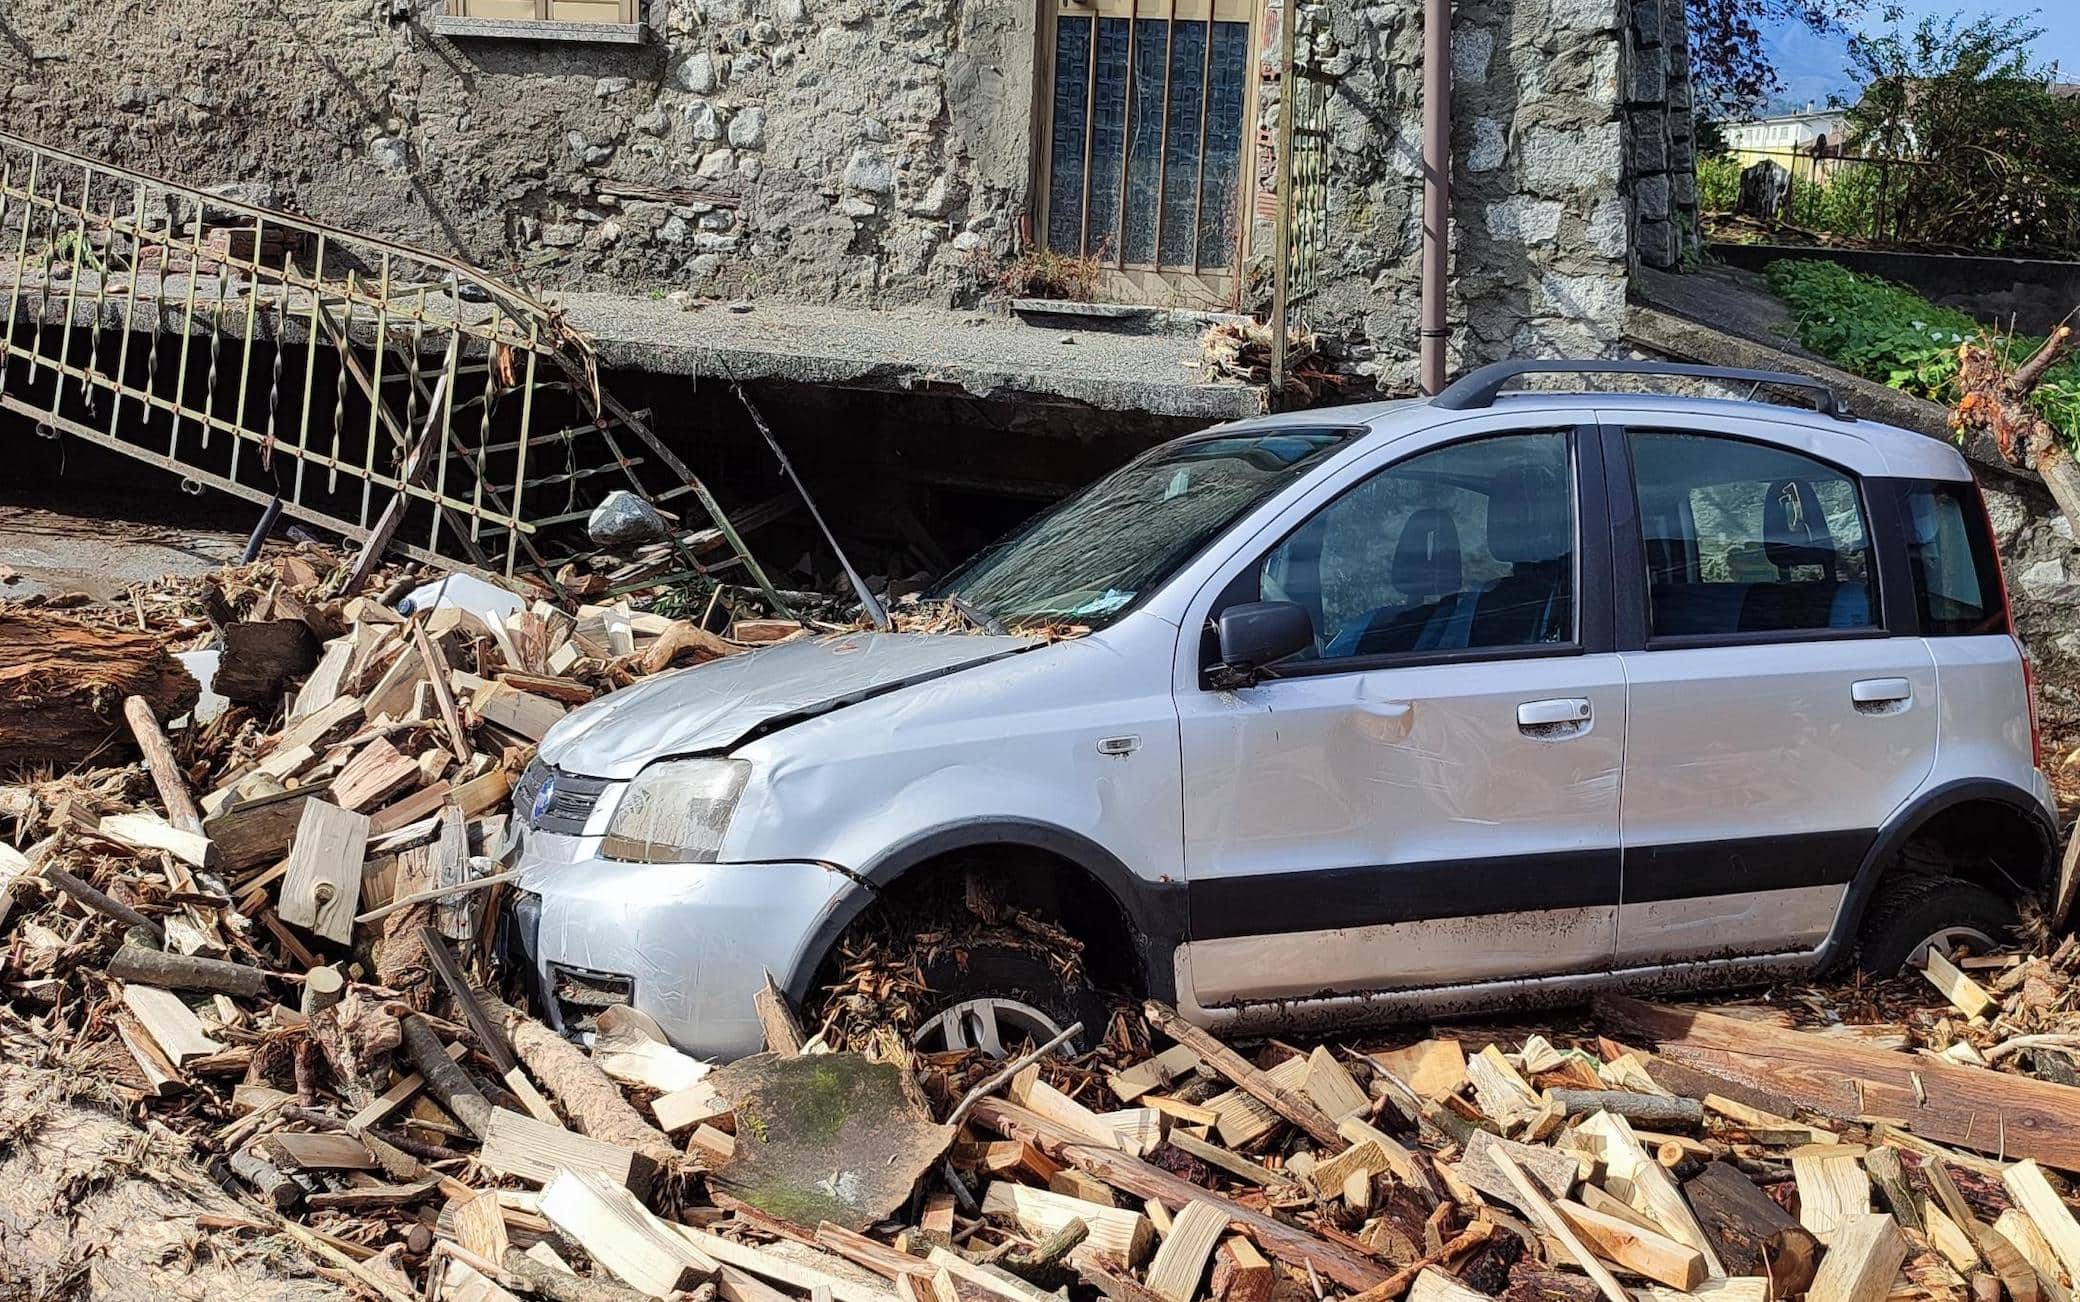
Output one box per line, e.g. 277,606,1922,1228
780,819,1185,1009
1818,777,2059,967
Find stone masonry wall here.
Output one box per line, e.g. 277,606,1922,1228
4,0,1637,385
1272,0,1633,388
1618,0,1699,270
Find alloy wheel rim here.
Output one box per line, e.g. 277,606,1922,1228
911,996,1067,1057
1903,924,1998,973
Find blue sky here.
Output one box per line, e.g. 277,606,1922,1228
1762,1,2077,111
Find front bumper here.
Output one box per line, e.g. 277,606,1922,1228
502,826,859,1059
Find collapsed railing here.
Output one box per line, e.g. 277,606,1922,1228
0,130,789,606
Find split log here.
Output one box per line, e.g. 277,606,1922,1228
106,944,268,999
1601,996,2080,1172
970,1096,1388,1291
1683,1160,1819,1288
1142,1001,1344,1151
499,1002,680,1167
213,618,318,704
0,612,197,766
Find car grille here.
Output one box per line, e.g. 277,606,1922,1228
512,760,615,836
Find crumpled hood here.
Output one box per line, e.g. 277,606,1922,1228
538,630,1039,779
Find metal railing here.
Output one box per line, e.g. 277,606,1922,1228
1703,145,1938,247
0,130,788,605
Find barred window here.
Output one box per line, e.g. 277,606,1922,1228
1040,0,1254,306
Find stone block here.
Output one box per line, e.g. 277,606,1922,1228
1626,114,1669,174
1633,216,1675,268
1522,123,1621,192
1452,26,1494,84
1634,171,1670,222
727,106,765,149
1485,196,1563,245
1466,117,1506,173
1585,195,1628,258
1627,43,1666,104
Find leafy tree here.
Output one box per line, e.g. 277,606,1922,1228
1685,0,1865,117
1846,8,2080,252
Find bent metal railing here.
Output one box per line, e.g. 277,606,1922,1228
0,130,788,605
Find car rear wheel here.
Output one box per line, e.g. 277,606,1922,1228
1856,874,2020,976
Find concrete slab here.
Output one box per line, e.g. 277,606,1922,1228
556,293,1269,421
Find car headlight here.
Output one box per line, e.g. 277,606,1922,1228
599,758,749,864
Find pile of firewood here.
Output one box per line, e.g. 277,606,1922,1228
13,548,2080,1301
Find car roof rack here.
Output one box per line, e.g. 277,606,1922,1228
1432,359,1857,422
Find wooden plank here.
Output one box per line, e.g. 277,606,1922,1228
653,1078,732,1134
1098,1107,1164,1157
677,1226,898,1302
1142,1095,1219,1128
261,1131,380,1171
1459,1129,1577,1206
432,803,473,941
1143,1002,1344,1151
1110,1045,1202,1105
272,696,364,761
981,1182,1155,1265
1575,1110,1726,1277
541,1168,715,1297
479,1107,658,1196
367,781,453,837
1009,1065,1121,1149
755,972,807,1056
96,812,214,870
454,1188,511,1263
1211,1238,1272,1302
1144,1201,1227,1302
1804,1212,1905,1302
278,799,369,943
1792,1145,1871,1238
1487,1145,1630,1302
970,1098,1388,1291
473,681,568,742
1206,1055,1312,1148
1466,1044,1543,1134
1921,948,1998,1020
330,738,421,812
1312,1139,1391,1192
2004,1160,2080,1282
1406,1271,1490,1302
121,983,224,1066
1371,1039,1466,1101
203,788,316,872
1600,996,2080,1173
1552,1199,1707,1290
1162,1130,1299,1191
1303,1047,1370,1122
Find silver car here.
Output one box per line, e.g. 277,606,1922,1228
501,360,2067,1058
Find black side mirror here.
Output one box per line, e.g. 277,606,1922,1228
1214,601,1314,684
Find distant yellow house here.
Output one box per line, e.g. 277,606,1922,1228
1720,108,1851,167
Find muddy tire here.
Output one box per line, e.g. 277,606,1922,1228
1856,873,2020,976
911,938,1109,1057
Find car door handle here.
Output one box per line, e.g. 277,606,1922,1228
1852,678,1913,713
1518,698,1592,730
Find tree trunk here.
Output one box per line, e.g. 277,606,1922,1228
0,612,198,768
1956,325,2080,526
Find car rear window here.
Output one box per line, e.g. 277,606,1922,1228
1903,479,2007,636
1629,430,1876,640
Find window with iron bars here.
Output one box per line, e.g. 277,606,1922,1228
1038,0,1256,308
447,0,640,25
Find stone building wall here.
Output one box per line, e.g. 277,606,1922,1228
1618,0,1700,270
4,0,1645,388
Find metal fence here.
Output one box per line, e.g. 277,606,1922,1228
0,130,788,604
1704,145,1942,247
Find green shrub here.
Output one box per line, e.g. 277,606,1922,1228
1764,258,2080,452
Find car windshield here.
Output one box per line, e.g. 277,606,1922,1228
937,428,1356,630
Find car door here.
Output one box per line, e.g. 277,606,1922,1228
1605,417,1939,964
1173,422,1627,1010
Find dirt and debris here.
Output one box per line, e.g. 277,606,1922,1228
7,545,2080,1302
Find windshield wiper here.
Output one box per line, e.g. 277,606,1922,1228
946,594,1007,636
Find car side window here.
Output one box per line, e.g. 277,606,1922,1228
1257,431,1576,662
1629,430,1876,639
